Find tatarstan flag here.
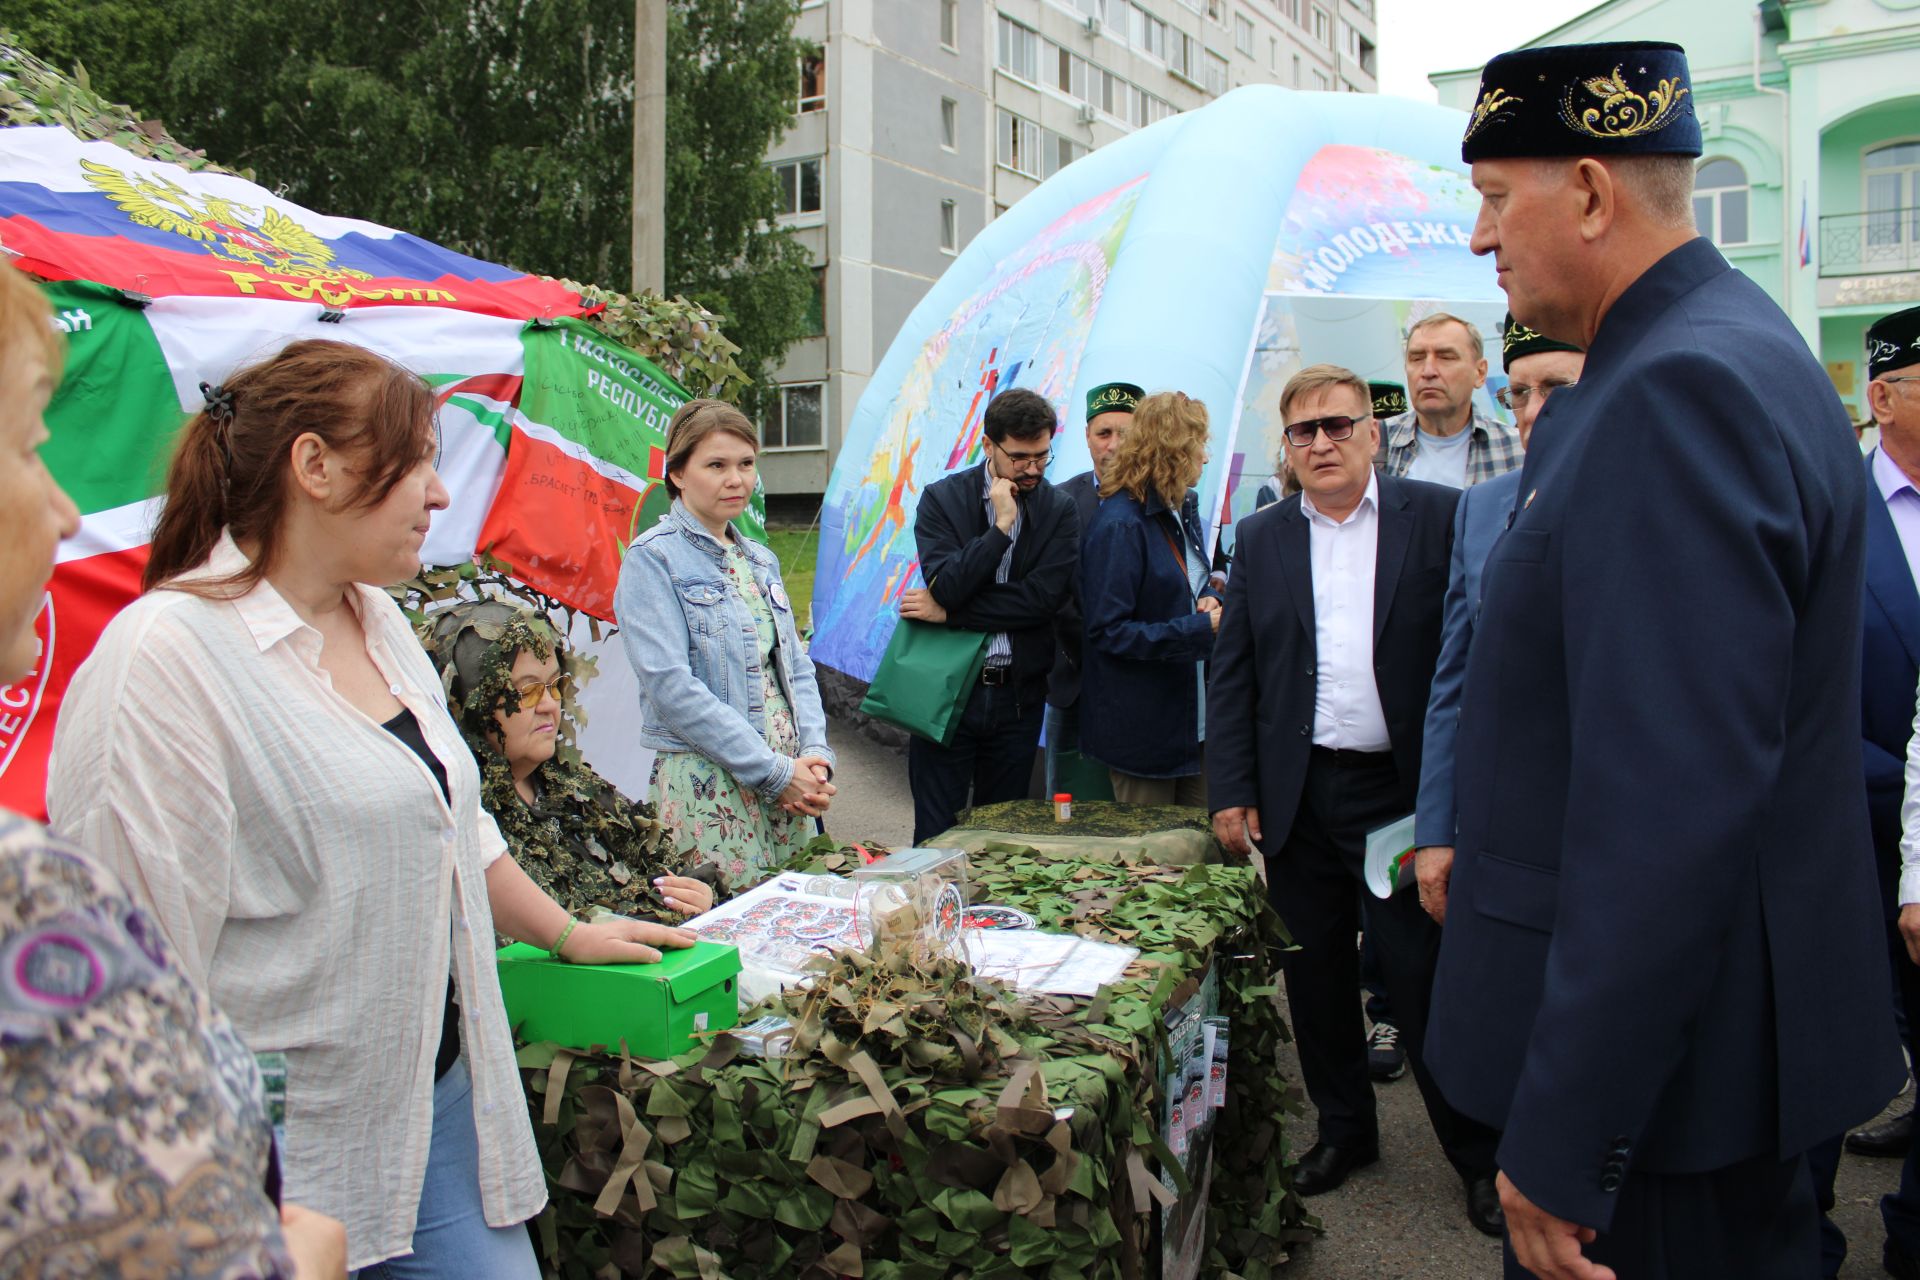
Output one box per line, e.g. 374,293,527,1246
479,317,765,619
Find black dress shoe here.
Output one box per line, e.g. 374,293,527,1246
1292,1140,1380,1197
1885,1238,1920,1280
1465,1175,1505,1238
1848,1106,1914,1158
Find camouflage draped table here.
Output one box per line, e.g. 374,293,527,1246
516,840,1310,1280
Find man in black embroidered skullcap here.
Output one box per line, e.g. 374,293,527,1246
1423,40,1903,1280
1045,380,1143,798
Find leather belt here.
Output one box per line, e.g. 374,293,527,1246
981,665,1011,686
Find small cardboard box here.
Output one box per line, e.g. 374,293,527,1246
495,940,742,1058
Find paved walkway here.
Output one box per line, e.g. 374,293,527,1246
817,716,1907,1276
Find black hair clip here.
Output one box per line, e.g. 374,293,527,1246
199,381,237,422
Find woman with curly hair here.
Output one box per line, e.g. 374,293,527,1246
424,599,716,920
1077,390,1220,807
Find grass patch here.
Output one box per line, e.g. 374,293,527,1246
766,526,820,633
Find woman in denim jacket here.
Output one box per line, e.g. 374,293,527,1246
616,400,836,889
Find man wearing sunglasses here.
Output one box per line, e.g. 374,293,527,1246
1206,363,1503,1233
1412,315,1583,934
902,388,1081,844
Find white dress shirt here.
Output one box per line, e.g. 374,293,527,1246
47,534,544,1270
1874,446,1920,584
1900,672,1920,907
1302,473,1391,751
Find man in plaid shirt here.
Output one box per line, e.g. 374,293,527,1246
1376,313,1523,488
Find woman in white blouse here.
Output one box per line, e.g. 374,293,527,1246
48,339,693,1278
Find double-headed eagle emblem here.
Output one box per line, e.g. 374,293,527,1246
79,158,370,279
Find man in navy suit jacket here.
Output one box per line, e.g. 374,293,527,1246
1208,364,1503,1235
1428,41,1902,1279
1412,318,1583,918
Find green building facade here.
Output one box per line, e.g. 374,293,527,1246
1432,0,1920,421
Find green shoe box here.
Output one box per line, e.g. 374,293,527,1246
495,940,743,1058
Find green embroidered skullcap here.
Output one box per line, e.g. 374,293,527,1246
1085,381,1144,420
1368,381,1409,419
1462,42,1702,163
1500,314,1583,370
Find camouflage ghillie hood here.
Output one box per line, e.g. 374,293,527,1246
420,600,709,919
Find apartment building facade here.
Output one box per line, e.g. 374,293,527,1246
758,0,1380,498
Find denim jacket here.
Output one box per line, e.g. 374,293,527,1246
615,500,833,803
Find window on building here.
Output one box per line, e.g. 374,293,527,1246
797,52,825,113
802,266,826,336
1205,0,1226,23
1171,30,1200,82
1055,43,1093,101
1342,22,1361,61
1292,54,1302,87
940,200,958,253
1204,50,1229,95
1047,134,1087,177
997,108,1043,178
1131,5,1166,58
1269,35,1278,71
940,97,957,150
1312,6,1330,45
1692,157,1750,246
1310,67,1329,91
940,0,958,49
1866,141,1920,251
997,15,1041,82
1234,13,1254,55
766,383,825,451
1284,0,1300,21
772,157,823,217
994,202,1009,220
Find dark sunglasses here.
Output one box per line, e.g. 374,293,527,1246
1283,414,1369,448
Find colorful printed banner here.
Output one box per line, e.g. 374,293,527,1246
0,125,583,321
813,88,1501,682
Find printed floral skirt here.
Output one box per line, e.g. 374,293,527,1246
652,739,809,892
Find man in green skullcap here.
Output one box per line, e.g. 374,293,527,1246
1046,381,1143,797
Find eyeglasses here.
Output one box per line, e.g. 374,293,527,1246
509,675,569,711
1496,379,1578,411
1881,376,1920,388
1283,415,1368,448
993,441,1053,470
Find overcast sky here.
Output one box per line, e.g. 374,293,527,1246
1373,0,1606,102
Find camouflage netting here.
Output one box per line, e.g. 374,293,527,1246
927,800,1224,867
0,34,752,402
518,837,1313,1279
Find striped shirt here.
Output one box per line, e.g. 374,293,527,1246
47,533,544,1271
1377,408,1523,488
981,462,1023,668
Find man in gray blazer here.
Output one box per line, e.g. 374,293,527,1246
1410,316,1582,921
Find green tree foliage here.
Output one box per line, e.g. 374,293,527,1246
7,0,813,403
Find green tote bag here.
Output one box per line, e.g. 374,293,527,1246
859,616,989,746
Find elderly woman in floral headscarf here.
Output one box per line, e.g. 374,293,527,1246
425,600,717,921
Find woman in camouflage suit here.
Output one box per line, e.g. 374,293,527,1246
425,600,717,921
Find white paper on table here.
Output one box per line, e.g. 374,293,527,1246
961,928,1139,996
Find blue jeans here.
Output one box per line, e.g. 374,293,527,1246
908,680,1044,845
353,1058,541,1280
